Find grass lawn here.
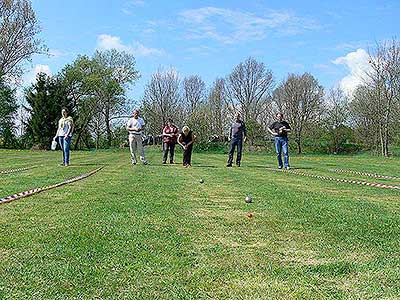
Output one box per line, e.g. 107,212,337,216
0,148,399,300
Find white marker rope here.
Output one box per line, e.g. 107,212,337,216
330,169,399,180
0,166,104,205
266,168,400,190
0,166,36,175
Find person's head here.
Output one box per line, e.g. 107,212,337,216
133,109,140,119
166,118,173,127
235,113,241,122
276,112,284,122
182,126,190,135
61,108,68,118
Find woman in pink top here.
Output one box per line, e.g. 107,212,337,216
162,118,179,164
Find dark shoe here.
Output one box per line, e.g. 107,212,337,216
226,164,232,167
236,163,241,167
170,161,174,164
162,161,167,164
278,166,283,169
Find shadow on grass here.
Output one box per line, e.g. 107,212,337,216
68,163,106,167
250,165,314,170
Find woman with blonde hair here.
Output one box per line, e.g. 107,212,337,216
53,108,74,166
177,126,196,167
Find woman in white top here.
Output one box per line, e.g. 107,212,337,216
53,108,74,166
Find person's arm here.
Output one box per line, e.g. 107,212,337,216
177,134,185,148
242,122,247,142
65,120,73,138
162,127,172,137
228,124,232,141
186,133,196,147
126,120,140,132
283,122,291,133
267,127,278,136
137,119,145,132
54,120,60,140
139,123,145,132
126,120,136,132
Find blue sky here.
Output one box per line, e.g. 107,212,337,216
25,0,400,99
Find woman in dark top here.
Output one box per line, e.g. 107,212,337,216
178,126,197,167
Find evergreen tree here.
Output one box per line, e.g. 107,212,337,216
25,73,72,149
0,77,18,148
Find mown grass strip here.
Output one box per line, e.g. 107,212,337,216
266,168,400,190
0,166,104,205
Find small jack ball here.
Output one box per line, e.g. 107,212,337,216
245,195,253,203
200,179,204,184
247,212,253,218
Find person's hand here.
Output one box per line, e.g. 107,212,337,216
243,137,247,143
273,132,278,136
184,145,188,150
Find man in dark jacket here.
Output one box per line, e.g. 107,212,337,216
268,112,291,169
227,113,247,167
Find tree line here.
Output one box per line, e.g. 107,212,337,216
1,0,399,156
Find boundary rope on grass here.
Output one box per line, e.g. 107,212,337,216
266,168,400,190
330,169,400,180
0,166,36,175
0,166,104,205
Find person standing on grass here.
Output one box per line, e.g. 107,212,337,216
178,126,196,168
162,118,179,164
53,108,74,167
227,113,247,167
267,112,291,169
126,109,148,165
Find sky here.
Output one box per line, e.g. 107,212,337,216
24,0,400,100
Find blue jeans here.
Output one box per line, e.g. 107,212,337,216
274,137,289,168
58,136,72,165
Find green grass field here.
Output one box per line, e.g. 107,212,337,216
0,148,399,300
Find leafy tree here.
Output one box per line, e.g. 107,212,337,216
0,0,47,80
274,73,324,154
143,68,182,136
226,57,274,144
363,39,400,156
59,50,139,149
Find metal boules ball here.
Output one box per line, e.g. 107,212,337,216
200,178,204,184
245,195,253,203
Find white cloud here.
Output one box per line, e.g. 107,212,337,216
26,64,52,85
96,34,166,57
333,48,372,95
179,7,319,44
48,49,68,58
131,0,145,6
97,34,132,52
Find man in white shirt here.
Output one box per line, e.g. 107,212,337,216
126,109,148,165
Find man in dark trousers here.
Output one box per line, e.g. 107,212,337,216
268,112,291,169
227,113,247,167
